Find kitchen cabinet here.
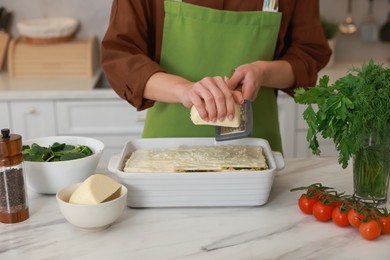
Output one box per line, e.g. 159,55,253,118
277,92,337,158
1,88,334,161
3,97,145,168
276,61,368,158
0,61,367,162
283,100,338,158
276,92,296,157
56,100,146,165
56,100,145,135
295,103,338,158
0,101,10,129
0,72,145,168
10,101,56,140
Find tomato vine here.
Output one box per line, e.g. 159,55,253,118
291,183,390,241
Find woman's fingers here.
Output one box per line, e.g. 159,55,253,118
185,63,264,123
189,76,238,122
207,76,235,121
227,69,244,91
228,65,262,101
232,90,244,105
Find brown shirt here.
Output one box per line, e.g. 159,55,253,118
101,0,331,110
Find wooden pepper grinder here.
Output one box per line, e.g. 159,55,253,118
0,128,29,223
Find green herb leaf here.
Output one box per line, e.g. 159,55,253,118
294,60,390,168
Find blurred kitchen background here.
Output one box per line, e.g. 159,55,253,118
0,0,389,161
0,0,389,62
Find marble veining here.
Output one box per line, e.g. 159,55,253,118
1,157,390,260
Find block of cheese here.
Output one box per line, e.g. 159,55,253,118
190,103,240,127
69,174,122,205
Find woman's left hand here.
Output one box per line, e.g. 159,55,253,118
227,60,296,100
227,62,265,102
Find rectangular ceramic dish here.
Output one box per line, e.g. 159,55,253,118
107,138,285,207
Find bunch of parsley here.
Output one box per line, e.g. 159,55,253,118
294,60,390,169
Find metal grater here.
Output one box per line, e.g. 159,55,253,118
215,99,253,141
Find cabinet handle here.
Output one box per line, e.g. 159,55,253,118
28,108,37,114
136,115,146,122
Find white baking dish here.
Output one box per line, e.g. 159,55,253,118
108,138,285,207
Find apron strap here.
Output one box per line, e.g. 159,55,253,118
263,0,279,12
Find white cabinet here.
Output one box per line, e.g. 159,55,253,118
9,101,56,139
277,62,359,158
295,103,337,158
0,102,11,130
278,98,338,158
0,70,147,168
56,100,146,135
56,100,146,166
3,97,145,168
277,92,296,158
291,63,356,158
2,61,358,164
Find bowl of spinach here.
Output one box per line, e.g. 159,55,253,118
22,136,104,194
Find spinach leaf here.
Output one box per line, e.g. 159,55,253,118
22,142,94,162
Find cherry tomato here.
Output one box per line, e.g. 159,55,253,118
306,188,324,200
298,194,318,214
378,215,390,234
312,201,334,222
332,206,350,227
331,201,343,208
359,220,382,240
348,209,365,228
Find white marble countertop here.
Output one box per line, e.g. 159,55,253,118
1,157,390,260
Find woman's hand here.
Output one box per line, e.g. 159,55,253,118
227,62,265,102
181,76,241,123
227,61,295,101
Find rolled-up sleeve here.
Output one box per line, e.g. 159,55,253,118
101,0,331,104
101,0,164,110
277,0,332,95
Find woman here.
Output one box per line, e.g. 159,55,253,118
101,0,331,152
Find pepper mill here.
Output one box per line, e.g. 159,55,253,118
0,128,29,223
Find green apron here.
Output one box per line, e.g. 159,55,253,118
143,0,283,152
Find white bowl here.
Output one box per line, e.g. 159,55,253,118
23,136,104,194
17,17,79,39
56,183,127,231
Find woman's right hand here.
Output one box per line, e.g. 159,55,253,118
181,76,242,123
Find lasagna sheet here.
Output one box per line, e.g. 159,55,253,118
123,145,268,173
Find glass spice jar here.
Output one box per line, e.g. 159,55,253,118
0,128,29,223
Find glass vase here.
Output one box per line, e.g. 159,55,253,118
353,138,390,204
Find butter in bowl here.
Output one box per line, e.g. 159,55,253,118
56,174,127,231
